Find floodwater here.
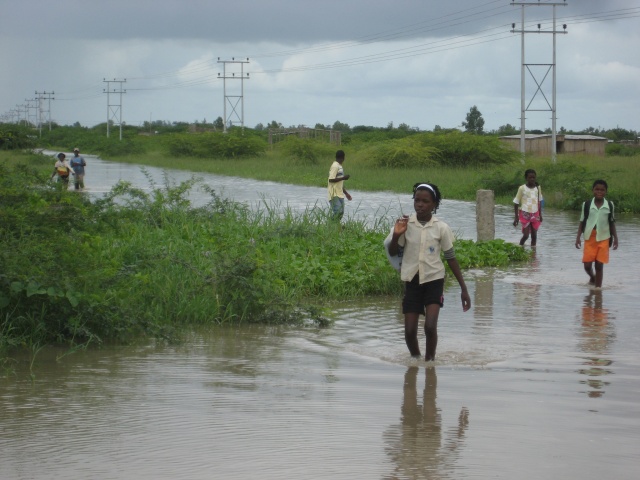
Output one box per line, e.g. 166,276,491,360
2,155,640,479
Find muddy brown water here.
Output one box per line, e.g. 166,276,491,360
2,155,639,479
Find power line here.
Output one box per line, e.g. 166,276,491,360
4,4,637,125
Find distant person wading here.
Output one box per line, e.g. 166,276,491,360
51,153,73,187
327,150,352,220
70,148,87,191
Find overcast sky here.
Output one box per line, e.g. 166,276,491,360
1,0,638,132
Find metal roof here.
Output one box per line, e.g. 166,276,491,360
499,134,607,141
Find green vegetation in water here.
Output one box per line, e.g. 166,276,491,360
1,152,531,362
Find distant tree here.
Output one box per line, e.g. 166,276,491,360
352,125,376,133
386,121,394,130
73,121,82,128
397,122,412,132
462,105,485,134
254,123,264,131
214,116,224,129
608,127,637,141
267,120,282,129
314,123,328,130
434,125,442,132
496,123,518,136
332,120,351,133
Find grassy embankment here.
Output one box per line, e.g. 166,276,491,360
1,150,531,365
37,123,640,212
89,142,640,214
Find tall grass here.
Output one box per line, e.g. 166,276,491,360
1,151,531,359
25,141,640,211
482,155,640,212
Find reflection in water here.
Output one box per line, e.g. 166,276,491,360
384,367,469,479
511,251,541,321
578,290,615,399
473,272,494,333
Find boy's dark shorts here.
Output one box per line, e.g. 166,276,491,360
402,276,444,314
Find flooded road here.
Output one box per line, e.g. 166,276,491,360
2,155,639,479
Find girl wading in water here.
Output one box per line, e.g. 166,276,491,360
387,182,471,361
513,169,543,247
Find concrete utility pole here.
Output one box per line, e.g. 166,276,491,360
217,58,250,133
35,90,55,136
24,98,38,128
511,1,568,162
103,78,127,140
14,105,28,125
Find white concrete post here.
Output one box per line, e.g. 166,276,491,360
476,190,495,242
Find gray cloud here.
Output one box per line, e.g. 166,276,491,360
1,0,639,131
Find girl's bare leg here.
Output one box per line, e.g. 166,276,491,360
519,225,531,246
404,313,421,357
424,304,441,361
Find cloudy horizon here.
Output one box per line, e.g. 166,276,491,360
1,0,638,132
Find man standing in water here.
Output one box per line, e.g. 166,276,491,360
70,148,87,191
327,150,352,220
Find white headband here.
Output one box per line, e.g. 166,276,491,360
416,184,436,196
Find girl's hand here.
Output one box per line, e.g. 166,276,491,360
393,215,409,236
513,218,519,227
460,290,471,312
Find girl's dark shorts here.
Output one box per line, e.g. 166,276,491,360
402,276,444,314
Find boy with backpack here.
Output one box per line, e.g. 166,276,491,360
575,180,618,288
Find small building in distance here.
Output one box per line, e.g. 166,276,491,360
499,134,608,156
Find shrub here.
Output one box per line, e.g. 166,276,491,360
363,137,439,168
0,125,35,150
419,131,519,166
276,136,335,166
480,160,591,210
606,143,640,157
165,131,266,159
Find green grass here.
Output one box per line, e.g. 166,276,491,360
88,148,640,212
1,150,532,361
34,126,640,212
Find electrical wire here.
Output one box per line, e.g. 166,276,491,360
2,3,639,115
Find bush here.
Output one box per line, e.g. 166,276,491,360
606,143,640,157
362,137,439,168
0,124,35,150
165,131,266,158
276,136,335,166
420,131,519,166
480,160,591,210
39,124,147,157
